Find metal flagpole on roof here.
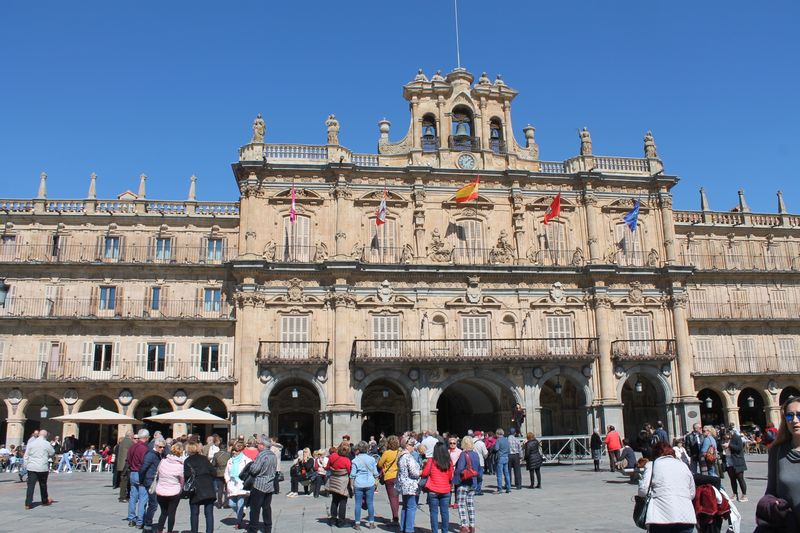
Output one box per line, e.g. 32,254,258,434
454,0,462,69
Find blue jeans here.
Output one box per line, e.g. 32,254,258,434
476,466,484,494
400,494,418,533
496,457,510,492
428,492,450,533
228,496,246,526
143,491,158,531
58,454,72,472
354,486,375,524
127,472,147,525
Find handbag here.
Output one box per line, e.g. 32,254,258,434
148,471,159,495
239,461,255,491
418,460,430,491
633,458,656,529
378,453,397,485
326,469,350,497
460,452,478,482
182,463,196,499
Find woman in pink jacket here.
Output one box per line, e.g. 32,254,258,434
155,442,185,533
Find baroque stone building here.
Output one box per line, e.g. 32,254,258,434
1,68,797,450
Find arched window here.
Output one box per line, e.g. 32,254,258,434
450,105,476,151
367,218,397,263
452,219,485,264
489,117,504,154
421,113,438,152
283,215,311,262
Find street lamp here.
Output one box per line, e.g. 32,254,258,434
634,377,643,394
204,405,212,414
382,388,390,399
40,404,49,419
554,377,563,396
747,396,755,409
291,387,299,399
705,397,713,409
150,406,159,417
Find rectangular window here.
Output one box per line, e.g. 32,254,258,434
372,315,400,357
200,344,219,372
151,287,161,310
104,236,120,260
694,338,714,360
0,235,16,261
155,238,172,261
283,215,311,262
616,224,642,266
147,343,166,372
454,219,485,264
99,286,116,310
93,343,113,372
626,315,653,356
542,223,567,265
693,337,716,374
462,315,489,357
0,283,8,308
546,315,574,355
778,337,797,372
730,290,749,318
280,315,309,358
689,289,708,318
51,235,62,258
368,219,397,263
771,290,788,318
207,238,223,262
203,288,221,312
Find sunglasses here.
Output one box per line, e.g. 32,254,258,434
785,411,800,422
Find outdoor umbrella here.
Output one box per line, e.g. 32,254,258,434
52,406,141,424
143,407,230,425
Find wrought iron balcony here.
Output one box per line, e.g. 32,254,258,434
448,135,481,152
352,337,599,363
421,136,440,153
257,341,330,365
611,339,676,361
489,139,507,154
689,302,797,321
679,252,799,272
0,298,233,320
0,358,234,382
0,243,236,265
693,355,800,375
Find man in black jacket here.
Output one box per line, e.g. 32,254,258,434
684,423,703,474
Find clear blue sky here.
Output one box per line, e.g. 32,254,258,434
1,1,797,212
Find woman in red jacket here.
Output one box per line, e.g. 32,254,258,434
421,442,454,533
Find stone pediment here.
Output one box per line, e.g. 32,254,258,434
529,295,585,307
264,293,326,307
269,188,325,205
354,190,409,207
442,195,494,210
444,295,502,308
450,91,476,109
357,295,415,308
602,198,651,213
526,195,576,212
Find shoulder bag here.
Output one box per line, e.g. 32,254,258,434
239,460,255,491
148,471,159,495
418,460,430,491
182,462,196,499
633,458,656,529
378,453,397,485
460,452,478,482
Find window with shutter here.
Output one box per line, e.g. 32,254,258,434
368,219,397,262
454,219,484,264
771,291,788,318
280,315,310,358
283,215,311,261
207,238,224,262
147,343,166,372
200,344,220,372
462,315,489,357
45,285,58,316
99,286,116,313
626,315,653,356
736,337,757,372
615,224,642,266
92,343,114,373
777,337,797,372
542,223,567,265
203,288,221,313
103,236,120,261
693,337,715,374
730,290,749,318
689,289,708,318
372,315,400,357
546,315,574,355
0,235,16,262
155,238,172,262
725,242,742,269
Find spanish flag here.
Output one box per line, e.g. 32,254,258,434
543,192,561,225
455,177,480,203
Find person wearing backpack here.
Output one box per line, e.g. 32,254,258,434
700,425,719,477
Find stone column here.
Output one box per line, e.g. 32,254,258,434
671,288,701,435
172,423,188,438
584,191,600,263
117,424,133,440
660,193,677,264
724,407,740,429
62,422,79,440
593,290,615,403
5,418,26,447
766,405,782,427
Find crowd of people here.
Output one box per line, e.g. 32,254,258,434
11,399,800,532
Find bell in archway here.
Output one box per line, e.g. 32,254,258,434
453,121,469,137
422,125,435,137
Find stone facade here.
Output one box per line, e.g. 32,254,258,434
1,68,797,451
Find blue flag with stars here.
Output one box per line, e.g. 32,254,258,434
623,200,640,232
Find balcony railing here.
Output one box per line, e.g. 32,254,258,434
528,249,581,267
448,135,481,152
611,339,676,361
0,298,233,320
421,136,440,153
606,250,658,267
593,156,650,174
0,358,234,382
679,252,799,272
352,337,599,363
694,355,800,375
257,341,330,364
0,243,236,265
489,139,507,154
689,302,796,321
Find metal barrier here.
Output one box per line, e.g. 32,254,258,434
536,434,604,465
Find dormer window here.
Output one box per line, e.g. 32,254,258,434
421,114,438,152
450,106,477,151
489,117,505,154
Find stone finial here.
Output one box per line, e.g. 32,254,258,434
188,175,197,201
478,72,491,85
37,172,47,199
494,74,505,86
579,127,593,156
138,174,147,199
699,187,710,212
737,189,750,213
523,125,536,147
326,114,340,145
414,68,428,82
644,131,658,158
87,172,97,199
251,113,266,143
431,70,445,82
777,190,787,214
378,118,391,140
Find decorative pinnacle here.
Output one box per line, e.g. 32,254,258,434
138,174,147,199
87,172,97,200
737,188,750,213
777,190,787,214
188,175,197,201
37,172,47,199
699,187,710,212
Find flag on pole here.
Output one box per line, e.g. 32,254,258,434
623,199,640,232
289,185,297,223
543,193,561,224
454,177,480,203
376,188,388,226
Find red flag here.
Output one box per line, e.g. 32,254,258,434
454,177,480,203
543,193,561,225
376,188,387,226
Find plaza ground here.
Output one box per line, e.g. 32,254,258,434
0,458,765,533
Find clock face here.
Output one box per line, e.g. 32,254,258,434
457,153,476,170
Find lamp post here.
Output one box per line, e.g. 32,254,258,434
705,397,713,409
40,404,49,419
554,377,563,396
204,405,212,414
634,377,643,393
291,387,299,399
382,388,389,399
747,396,755,409
150,406,159,417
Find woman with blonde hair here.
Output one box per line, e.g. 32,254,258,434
155,441,185,533
700,425,719,477
377,435,401,525
453,436,479,533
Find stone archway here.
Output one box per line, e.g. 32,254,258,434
78,395,117,448
780,386,800,405
134,395,172,437
360,380,411,441
619,367,671,441
539,376,589,436
697,388,725,426
737,388,766,431
434,375,518,436
24,394,64,438
191,396,229,442
266,378,321,458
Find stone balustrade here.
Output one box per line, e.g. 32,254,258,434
0,357,234,382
